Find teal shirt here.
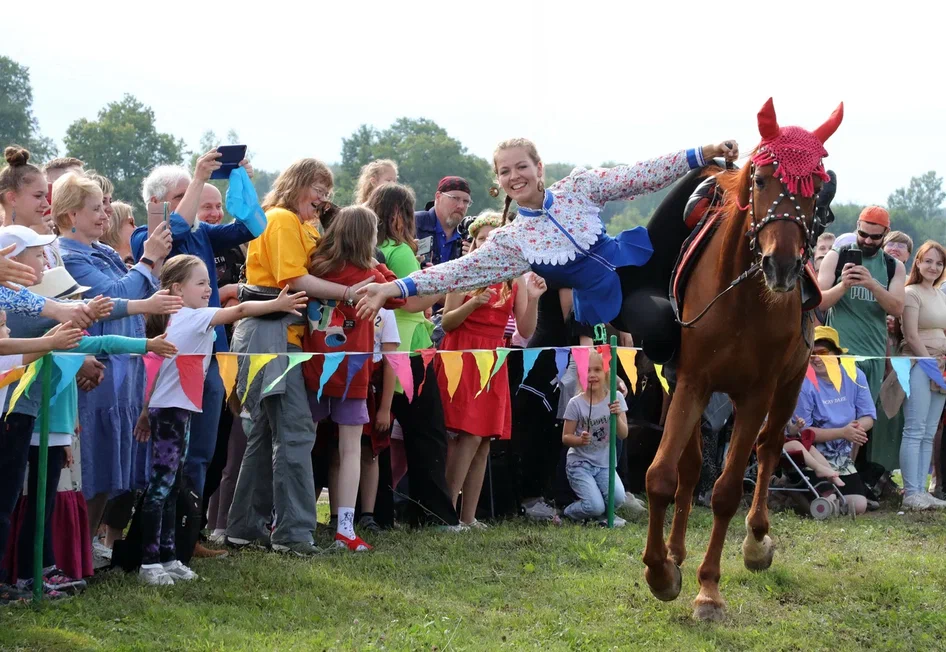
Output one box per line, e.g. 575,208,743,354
31,335,147,442
826,249,890,357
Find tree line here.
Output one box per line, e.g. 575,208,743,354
3,55,943,250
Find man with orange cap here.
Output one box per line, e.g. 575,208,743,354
817,206,906,472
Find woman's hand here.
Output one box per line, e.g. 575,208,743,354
134,411,152,443
143,221,173,262
0,244,38,289
273,286,308,316
471,288,496,308
86,295,114,321
146,333,178,358
526,274,547,300
48,301,95,330
76,356,105,391
356,282,401,320
144,289,184,316
702,140,740,164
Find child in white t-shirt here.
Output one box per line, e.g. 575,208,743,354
133,255,306,586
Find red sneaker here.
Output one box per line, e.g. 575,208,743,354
334,533,372,552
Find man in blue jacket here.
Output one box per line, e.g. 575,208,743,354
414,176,472,266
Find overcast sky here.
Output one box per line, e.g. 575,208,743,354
6,0,944,204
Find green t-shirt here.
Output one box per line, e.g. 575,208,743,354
826,249,890,357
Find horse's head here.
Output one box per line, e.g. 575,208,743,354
747,98,843,293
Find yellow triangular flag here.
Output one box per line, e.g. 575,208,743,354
653,363,670,394
242,354,277,403
440,351,463,400
616,348,638,395
472,350,494,397
839,357,860,386
216,353,238,400
821,356,842,392
8,358,42,413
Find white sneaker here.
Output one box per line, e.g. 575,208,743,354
902,493,931,511
523,499,558,521
161,560,198,581
139,563,175,586
924,493,946,509
623,492,647,515
598,516,627,527
208,530,227,545
92,540,112,561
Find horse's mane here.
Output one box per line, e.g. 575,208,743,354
709,153,755,224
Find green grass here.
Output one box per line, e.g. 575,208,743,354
2,508,946,651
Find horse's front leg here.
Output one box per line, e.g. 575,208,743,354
693,390,771,622
743,370,805,571
643,379,708,602
668,423,702,566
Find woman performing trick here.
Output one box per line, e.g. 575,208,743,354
356,138,739,338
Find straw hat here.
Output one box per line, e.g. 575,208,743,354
32,266,91,299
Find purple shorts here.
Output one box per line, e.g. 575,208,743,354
307,394,369,426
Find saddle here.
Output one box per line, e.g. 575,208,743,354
670,178,823,325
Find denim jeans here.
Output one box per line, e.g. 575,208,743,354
900,363,946,496
564,460,626,521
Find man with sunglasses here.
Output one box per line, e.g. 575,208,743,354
818,206,905,471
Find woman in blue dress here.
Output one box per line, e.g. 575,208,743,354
53,173,175,551
356,137,738,335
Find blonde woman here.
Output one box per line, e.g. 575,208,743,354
101,201,137,268
354,159,398,205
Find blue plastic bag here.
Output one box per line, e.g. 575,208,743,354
225,167,267,237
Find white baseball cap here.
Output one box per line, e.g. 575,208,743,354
0,225,57,258
32,266,91,299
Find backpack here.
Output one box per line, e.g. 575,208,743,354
833,243,897,289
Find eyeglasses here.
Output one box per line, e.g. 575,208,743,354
856,229,886,242
441,192,473,208
312,186,334,201
885,242,909,251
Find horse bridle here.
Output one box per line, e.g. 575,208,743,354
676,161,821,328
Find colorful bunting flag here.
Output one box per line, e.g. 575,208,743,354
142,352,163,400
50,354,87,406
839,357,862,387
485,348,511,393
917,358,946,392
176,356,205,410
341,353,371,400
616,348,637,395
596,345,612,377
820,355,842,392
653,363,670,394
0,366,25,390
8,358,42,413
316,352,346,401
571,347,590,392
890,356,911,399
242,354,277,403
520,349,541,387
216,353,238,399
263,352,313,393
387,352,414,402
553,348,570,384
472,350,494,396
415,349,438,397
805,364,819,390
440,351,463,400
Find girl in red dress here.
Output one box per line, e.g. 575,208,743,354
437,213,546,527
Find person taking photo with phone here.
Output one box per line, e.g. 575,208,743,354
817,206,905,473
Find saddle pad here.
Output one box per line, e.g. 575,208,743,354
669,211,723,317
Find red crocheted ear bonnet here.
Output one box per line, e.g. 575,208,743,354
752,98,844,198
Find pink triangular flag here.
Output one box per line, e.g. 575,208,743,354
571,347,590,391
387,352,415,403
805,363,819,391
143,352,164,401
175,355,206,411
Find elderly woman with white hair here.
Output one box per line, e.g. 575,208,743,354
130,150,257,558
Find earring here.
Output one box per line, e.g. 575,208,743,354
537,180,545,194
71,227,76,233
10,208,15,224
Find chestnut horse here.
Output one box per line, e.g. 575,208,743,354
642,98,844,621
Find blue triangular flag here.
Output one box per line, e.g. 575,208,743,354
51,353,88,406
341,353,371,400
519,349,541,392
316,352,346,401
917,358,946,392
554,347,571,383
890,357,912,399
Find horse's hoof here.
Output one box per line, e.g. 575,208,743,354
743,534,775,572
646,562,682,602
692,598,727,622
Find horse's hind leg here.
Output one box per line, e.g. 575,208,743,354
693,391,770,622
668,424,702,567
643,381,708,602
743,371,805,571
